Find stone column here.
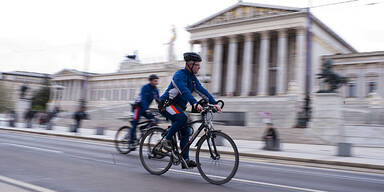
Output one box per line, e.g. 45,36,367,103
73,80,77,101
358,64,366,98
49,85,55,101
212,37,224,95
64,81,68,100
200,39,209,78
76,80,81,101
380,63,384,97
225,35,238,96
258,31,270,96
295,27,306,95
277,29,288,95
241,33,254,96
70,80,74,100
189,40,194,52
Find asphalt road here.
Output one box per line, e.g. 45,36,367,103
0,130,383,192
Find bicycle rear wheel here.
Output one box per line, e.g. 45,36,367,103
114,126,133,154
139,127,172,175
196,131,239,185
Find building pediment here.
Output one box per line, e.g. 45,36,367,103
52,69,82,77
52,69,98,77
187,2,300,30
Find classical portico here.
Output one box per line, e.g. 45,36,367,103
187,2,355,98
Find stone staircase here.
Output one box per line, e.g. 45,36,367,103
342,103,384,125
50,97,383,146
217,126,329,145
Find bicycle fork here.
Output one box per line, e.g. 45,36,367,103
206,133,220,160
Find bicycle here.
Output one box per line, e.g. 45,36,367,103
114,109,160,154
139,100,239,185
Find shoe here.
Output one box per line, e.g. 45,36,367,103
161,139,172,153
182,160,197,169
128,143,136,151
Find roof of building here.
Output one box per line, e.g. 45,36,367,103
1,71,51,78
186,1,356,53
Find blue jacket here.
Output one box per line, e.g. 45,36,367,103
136,83,159,111
160,68,216,109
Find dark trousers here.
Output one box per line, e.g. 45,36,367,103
163,104,191,160
129,106,153,143
73,120,81,132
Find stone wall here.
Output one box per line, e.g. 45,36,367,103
309,92,384,146
215,95,300,128
343,124,384,146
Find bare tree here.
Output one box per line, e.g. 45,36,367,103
0,82,14,112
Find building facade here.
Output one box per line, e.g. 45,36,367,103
325,51,384,102
187,2,355,97
0,71,51,110
48,58,185,112
47,2,383,128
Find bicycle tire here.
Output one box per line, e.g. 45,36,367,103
114,126,133,154
196,131,239,185
139,127,172,175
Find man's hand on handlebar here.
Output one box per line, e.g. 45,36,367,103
214,104,222,112
193,103,203,112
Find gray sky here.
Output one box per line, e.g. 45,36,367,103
0,0,383,74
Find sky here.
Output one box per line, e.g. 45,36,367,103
0,0,383,74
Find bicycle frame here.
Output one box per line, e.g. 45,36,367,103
170,111,220,167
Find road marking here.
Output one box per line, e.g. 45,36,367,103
0,175,56,192
0,143,63,154
1,131,114,147
239,159,384,183
168,169,328,192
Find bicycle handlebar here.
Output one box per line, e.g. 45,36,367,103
200,100,225,114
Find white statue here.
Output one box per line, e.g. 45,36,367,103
166,25,177,62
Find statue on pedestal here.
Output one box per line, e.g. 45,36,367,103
166,25,177,62
317,59,348,93
20,84,29,99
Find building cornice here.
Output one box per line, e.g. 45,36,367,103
323,51,384,60
187,2,301,30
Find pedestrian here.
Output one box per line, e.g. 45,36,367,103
262,122,280,151
8,110,17,127
24,108,35,128
72,107,87,132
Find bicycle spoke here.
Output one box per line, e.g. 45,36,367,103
196,132,239,185
139,127,172,175
114,126,132,154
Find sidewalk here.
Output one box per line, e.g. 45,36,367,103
1,123,384,171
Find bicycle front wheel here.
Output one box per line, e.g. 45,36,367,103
196,131,239,185
139,127,172,175
114,126,132,154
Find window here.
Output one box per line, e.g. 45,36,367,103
347,83,356,98
90,90,96,101
129,89,136,101
105,90,111,100
113,90,119,100
121,89,128,100
368,82,376,94
97,90,104,100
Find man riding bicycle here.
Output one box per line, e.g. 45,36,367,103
159,52,222,169
129,74,160,149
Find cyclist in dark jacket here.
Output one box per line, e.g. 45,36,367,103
159,52,222,168
129,74,160,149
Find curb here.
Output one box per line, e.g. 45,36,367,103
0,127,113,143
1,127,384,171
237,152,384,170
